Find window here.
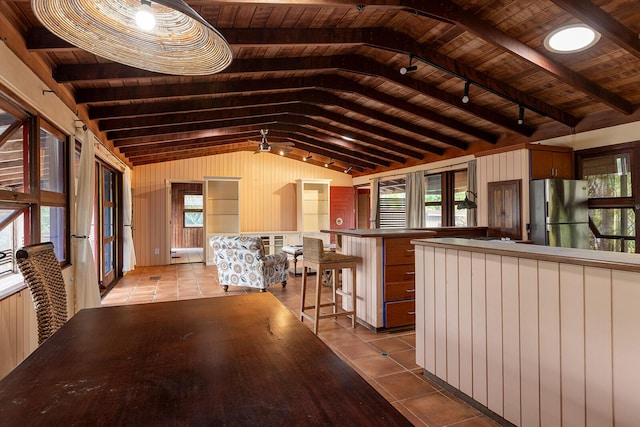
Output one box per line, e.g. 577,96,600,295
183,194,203,227
0,89,70,290
424,170,469,227
577,144,638,253
378,178,406,229
39,123,68,262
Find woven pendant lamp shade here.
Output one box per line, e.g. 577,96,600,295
31,0,233,75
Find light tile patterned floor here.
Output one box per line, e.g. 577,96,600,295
102,263,502,427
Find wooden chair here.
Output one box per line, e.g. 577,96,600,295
300,237,358,334
16,242,68,345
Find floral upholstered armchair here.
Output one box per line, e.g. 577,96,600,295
210,236,289,292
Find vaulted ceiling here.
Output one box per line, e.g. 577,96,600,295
0,0,639,176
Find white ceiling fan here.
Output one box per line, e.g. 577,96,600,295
252,129,293,154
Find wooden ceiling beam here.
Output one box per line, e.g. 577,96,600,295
92,88,498,144
99,102,456,153
111,112,411,164
113,124,271,147
79,74,530,136
412,0,633,114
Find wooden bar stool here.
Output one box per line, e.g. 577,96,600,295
299,237,358,334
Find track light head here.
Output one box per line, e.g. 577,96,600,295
324,158,334,168
518,105,525,125
462,81,470,104
344,165,353,174
303,152,312,161
400,65,417,75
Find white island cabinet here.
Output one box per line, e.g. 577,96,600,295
412,238,640,427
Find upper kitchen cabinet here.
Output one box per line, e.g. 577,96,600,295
529,145,574,179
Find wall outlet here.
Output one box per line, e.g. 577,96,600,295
154,248,160,255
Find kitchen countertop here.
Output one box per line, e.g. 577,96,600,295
412,237,640,273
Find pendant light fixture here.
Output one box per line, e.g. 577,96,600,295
31,0,233,76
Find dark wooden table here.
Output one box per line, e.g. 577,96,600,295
0,293,412,426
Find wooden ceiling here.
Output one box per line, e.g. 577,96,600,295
0,0,639,176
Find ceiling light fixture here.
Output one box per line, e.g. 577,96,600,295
462,81,471,104
341,135,356,142
31,0,233,76
344,165,353,174
325,158,334,168
544,24,600,54
303,152,312,161
518,105,525,125
400,55,417,75
135,0,156,31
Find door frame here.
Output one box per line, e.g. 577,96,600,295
165,179,205,265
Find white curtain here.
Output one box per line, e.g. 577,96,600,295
467,160,478,226
406,171,425,228
72,132,100,313
370,178,379,229
122,167,136,272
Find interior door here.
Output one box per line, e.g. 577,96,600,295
330,186,355,242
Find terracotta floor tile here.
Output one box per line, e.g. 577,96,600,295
449,415,503,427
402,392,479,427
375,371,440,400
351,354,406,378
389,348,422,371
331,339,383,361
369,336,413,354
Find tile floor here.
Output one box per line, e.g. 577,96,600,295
102,262,501,427
170,247,204,264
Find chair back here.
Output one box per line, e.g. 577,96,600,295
16,242,68,344
303,237,325,262
210,235,266,259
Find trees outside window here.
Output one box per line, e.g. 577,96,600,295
577,144,638,253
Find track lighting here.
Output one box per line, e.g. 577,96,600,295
518,105,525,125
344,164,353,174
325,158,334,168
462,81,470,104
303,152,312,161
400,55,417,75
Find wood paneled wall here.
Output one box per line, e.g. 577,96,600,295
132,152,352,266
476,149,529,239
0,289,37,379
415,244,640,427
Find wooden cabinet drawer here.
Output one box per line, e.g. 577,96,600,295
385,300,416,328
384,281,415,301
384,264,416,284
384,238,415,265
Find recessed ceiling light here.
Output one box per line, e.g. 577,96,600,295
544,24,600,54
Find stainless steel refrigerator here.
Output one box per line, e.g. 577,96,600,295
529,179,589,249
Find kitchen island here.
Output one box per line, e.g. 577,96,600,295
411,237,640,427
322,228,487,329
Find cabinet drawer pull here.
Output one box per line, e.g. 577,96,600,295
405,271,415,275
405,249,416,253
408,311,416,315
405,289,415,293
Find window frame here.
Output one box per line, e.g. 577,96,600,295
0,89,71,289
183,192,203,228
424,169,469,227
576,142,640,253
